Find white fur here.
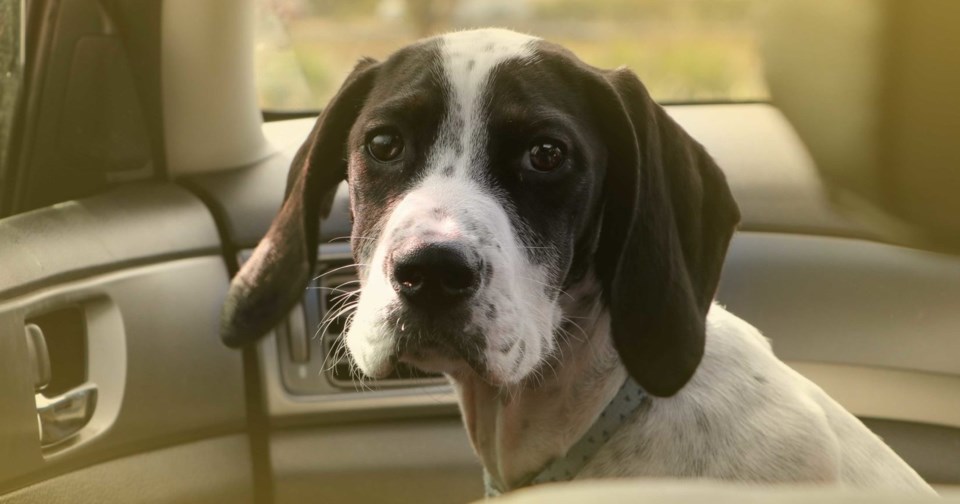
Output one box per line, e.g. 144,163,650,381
427,28,537,180
578,305,934,492
468,300,935,493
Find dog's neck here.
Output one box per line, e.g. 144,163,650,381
448,278,627,490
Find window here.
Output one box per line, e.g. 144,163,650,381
255,0,767,112
0,0,23,183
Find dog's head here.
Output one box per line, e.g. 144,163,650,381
221,29,739,397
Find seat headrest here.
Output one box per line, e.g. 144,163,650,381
759,0,960,252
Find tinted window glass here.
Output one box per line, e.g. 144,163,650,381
254,0,767,111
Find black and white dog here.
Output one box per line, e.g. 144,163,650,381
222,29,933,494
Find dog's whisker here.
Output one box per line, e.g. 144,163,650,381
313,263,367,280
310,280,360,292
326,235,381,244
317,299,355,333
331,314,359,373
321,301,359,332
560,317,590,343
306,285,361,294
320,331,348,373
332,338,352,373
519,274,575,302
316,299,360,342
327,294,361,317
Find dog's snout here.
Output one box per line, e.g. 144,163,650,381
391,242,481,309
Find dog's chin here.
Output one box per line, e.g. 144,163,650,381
398,346,471,375
348,325,488,381
352,328,541,387
348,300,550,386
397,330,490,377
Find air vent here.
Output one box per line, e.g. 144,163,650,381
316,268,443,389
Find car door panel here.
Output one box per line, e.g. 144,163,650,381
271,421,481,504
0,184,219,298
0,184,252,502
720,232,960,376
0,435,252,504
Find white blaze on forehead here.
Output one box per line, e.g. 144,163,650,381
431,29,539,177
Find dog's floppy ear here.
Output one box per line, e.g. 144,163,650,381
220,58,380,348
594,68,740,396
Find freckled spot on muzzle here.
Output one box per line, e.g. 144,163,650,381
512,340,526,368
484,302,497,320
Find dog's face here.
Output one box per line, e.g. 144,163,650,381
221,28,741,397
344,30,607,384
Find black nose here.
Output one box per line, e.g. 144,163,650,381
391,242,481,309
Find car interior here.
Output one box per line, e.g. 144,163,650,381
0,0,958,503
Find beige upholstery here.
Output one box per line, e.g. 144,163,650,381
759,0,960,250
486,479,957,503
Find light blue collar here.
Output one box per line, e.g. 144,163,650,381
484,375,647,497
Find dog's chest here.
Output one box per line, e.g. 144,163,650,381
577,308,842,483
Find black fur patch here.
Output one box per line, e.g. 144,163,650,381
479,53,609,289
348,39,448,265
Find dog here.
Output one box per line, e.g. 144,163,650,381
221,28,934,495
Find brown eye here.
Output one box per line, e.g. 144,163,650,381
367,130,404,162
528,140,566,172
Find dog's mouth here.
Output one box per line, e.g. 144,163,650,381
383,305,488,377
396,344,466,374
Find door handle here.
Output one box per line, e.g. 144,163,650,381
36,383,98,447
24,323,51,392
25,321,99,448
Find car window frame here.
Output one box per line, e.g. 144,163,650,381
0,0,25,215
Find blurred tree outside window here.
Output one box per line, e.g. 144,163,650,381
254,0,768,111
0,0,23,180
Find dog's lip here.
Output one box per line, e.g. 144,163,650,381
396,335,481,376
386,305,486,376
397,347,465,374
